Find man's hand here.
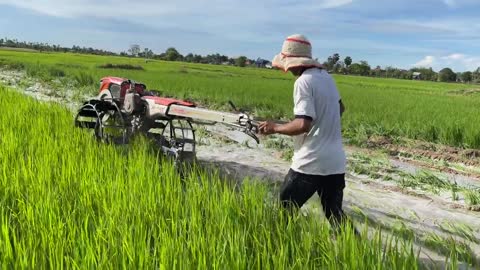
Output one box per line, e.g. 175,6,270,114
259,118,312,137
259,121,277,135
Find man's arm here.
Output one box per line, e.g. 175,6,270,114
259,78,315,136
258,118,312,136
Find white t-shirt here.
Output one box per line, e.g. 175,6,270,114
290,68,346,175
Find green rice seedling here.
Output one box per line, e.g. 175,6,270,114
391,220,415,240
4,49,480,149
0,85,437,269
349,161,370,176
47,66,66,77
348,153,395,181
194,126,212,145
344,124,369,147
451,185,459,201
73,70,96,87
463,189,480,206
417,171,450,192
399,170,451,194
425,125,440,142
424,233,475,267
5,60,25,70
469,132,480,149
407,210,420,221
349,205,368,220
280,148,294,161
25,62,50,80
438,221,478,243
398,173,417,190
445,126,465,147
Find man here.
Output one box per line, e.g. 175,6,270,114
259,34,350,232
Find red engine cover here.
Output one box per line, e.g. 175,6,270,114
99,77,125,92
99,77,194,106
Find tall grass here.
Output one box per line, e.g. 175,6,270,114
2,50,480,148
0,86,426,268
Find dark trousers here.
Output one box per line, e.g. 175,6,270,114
280,169,353,232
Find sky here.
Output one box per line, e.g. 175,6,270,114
0,0,479,71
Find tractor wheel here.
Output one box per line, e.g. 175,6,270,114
94,111,128,144
147,118,196,165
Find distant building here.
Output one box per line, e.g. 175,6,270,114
412,72,421,80
255,58,272,68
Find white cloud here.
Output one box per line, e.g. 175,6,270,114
441,53,480,70
442,53,465,60
0,0,197,18
365,17,480,41
414,56,435,67
0,0,353,19
414,54,480,71
2,0,479,70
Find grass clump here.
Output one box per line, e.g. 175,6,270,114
399,170,452,194
25,63,65,81
48,66,66,77
0,85,428,269
4,49,480,149
73,71,96,87
424,233,476,266
438,221,478,243
463,189,480,207
99,63,144,70
4,60,25,70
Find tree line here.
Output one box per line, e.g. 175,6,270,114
0,38,254,68
1,38,479,83
321,53,480,83
0,38,117,56
124,45,252,67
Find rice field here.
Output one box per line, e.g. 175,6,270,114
2,50,480,149
0,86,428,268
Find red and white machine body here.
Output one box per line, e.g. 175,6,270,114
96,77,251,126
75,77,258,162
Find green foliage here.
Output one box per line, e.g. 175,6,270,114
438,221,477,243
128,44,141,56
165,47,181,61
424,233,475,265
235,56,247,67
5,60,25,70
463,189,480,206
438,68,457,82
349,61,371,76
0,86,424,268
344,56,352,67
410,67,437,81
48,67,66,77
3,50,480,148
460,71,472,82
324,53,340,70
73,71,96,87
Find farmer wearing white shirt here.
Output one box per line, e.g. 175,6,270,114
259,34,351,232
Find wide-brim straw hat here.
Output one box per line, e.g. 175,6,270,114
272,34,323,72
